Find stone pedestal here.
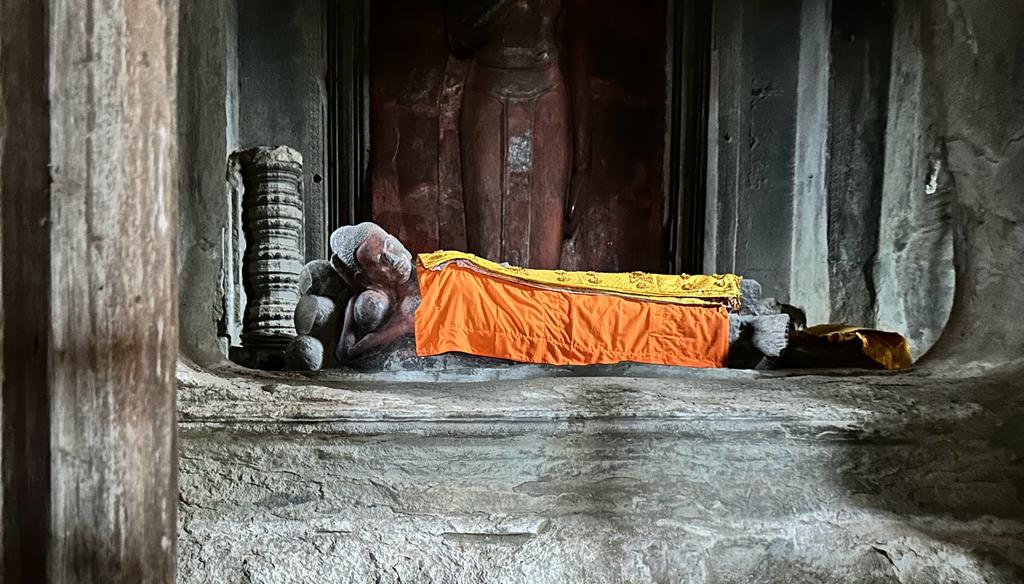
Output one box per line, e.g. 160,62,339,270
237,146,304,366
177,366,1024,584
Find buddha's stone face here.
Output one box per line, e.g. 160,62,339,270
356,231,413,287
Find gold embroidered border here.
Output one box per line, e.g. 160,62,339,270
418,250,741,308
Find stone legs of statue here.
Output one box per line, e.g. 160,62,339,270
285,260,349,370
446,0,590,269
460,63,570,269
726,279,793,368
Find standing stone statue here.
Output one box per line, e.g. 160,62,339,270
445,0,590,269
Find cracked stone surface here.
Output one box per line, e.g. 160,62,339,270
177,362,1024,583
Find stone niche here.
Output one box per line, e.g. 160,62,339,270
175,0,1023,582
180,0,954,373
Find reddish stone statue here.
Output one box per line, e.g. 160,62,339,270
286,223,420,370
333,224,420,361
446,0,590,269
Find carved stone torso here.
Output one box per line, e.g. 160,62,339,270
454,0,571,269
474,0,563,70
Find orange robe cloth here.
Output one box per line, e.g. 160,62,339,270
415,261,731,368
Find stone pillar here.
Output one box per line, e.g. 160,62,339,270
179,0,242,363
238,146,304,365
708,0,806,303
2,0,179,581
826,0,893,328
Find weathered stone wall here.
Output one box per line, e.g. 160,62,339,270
706,0,958,358
178,0,240,363
916,0,1024,368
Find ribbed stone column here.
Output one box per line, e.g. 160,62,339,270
238,146,304,360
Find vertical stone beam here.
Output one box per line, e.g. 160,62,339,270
672,0,714,274
325,0,370,232
875,0,954,357
49,0,179,580
238,147,303,360
706,0,746,275
709,0,833,315
825,0,893,326
1,2,51,582
437,56,470,251
178,0,242,362
790,0,832,325
732,0,802,301
3,0,179,582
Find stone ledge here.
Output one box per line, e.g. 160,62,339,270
178,365,1024,584
178,363,1024,583
177,361,1018,436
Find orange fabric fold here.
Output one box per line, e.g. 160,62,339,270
415,263,730,368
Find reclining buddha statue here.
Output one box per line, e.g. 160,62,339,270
285,223,793,371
